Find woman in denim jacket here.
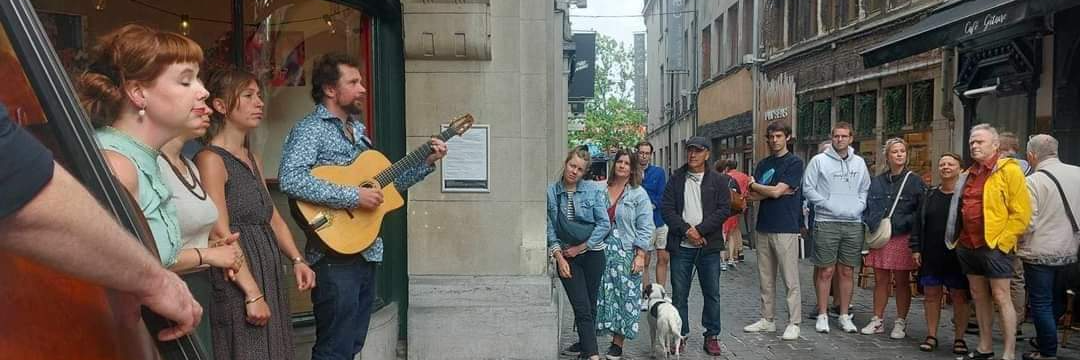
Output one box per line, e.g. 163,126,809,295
548,147,611,360
596,149,654,359
860,138,926,339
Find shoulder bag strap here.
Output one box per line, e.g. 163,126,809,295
1038,169,1079,232
886,171,911,218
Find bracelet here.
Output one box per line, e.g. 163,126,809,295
245,294,265,305
292,256,306,265
195,248,204,266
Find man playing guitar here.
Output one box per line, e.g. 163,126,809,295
278,52,447,360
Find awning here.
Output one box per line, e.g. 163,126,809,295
860,0,1078,68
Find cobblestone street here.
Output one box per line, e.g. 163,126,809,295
559,249,1080,360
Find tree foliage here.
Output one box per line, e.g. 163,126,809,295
569,34,645,152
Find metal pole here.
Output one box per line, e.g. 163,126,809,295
669,71,675,170
231,0,244,66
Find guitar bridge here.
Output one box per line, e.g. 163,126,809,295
309,212,332,231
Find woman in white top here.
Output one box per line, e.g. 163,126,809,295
159,106,270,355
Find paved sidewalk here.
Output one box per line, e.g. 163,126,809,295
558,248,1080,359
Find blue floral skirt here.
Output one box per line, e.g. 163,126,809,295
595,245,643,339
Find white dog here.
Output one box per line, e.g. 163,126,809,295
645,283,683,359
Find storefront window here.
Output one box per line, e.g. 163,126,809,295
813,99,832,138
837,95,854,124
884,85,907,135
975,94,1029,141
796,100,813,140
911,80,933,130
856,91,877,137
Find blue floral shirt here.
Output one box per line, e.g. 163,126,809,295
279,105,434,263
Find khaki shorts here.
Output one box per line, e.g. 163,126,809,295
650,225,669,251
812,221,864,268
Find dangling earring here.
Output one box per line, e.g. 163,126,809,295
137,106,146,121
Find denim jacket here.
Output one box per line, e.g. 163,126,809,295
546,179,611,255
607,185,655,251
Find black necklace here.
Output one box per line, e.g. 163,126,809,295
162,155,208,200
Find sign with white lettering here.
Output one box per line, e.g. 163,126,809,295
958,5,1026,41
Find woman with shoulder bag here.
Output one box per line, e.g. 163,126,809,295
547,147,612,360
860,138,926,339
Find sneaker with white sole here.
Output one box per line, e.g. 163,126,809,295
815,314,830,333
839,314,858,333
782,324,800,340
890,318,907,339
861,316,885,335
743,318,776,333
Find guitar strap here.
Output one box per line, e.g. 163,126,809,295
359,135,376,151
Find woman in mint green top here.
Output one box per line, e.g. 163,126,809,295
74,24,210,267
97,127,184,266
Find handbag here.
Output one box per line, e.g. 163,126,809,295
555,192,596,247
865,171,911,249
729,176,747,215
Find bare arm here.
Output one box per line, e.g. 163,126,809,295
0,163,200,341
255,154,315,291
749,181,793,199
194,151,264,298
103,150,139,197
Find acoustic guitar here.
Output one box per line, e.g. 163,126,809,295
293,113,474,254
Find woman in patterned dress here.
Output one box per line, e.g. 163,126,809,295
596,149,654,360
860,138,926,339
160,106,267,357
195,69,315,360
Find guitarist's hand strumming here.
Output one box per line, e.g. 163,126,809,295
356,187,384,210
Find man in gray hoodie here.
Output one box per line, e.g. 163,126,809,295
802,122,871,334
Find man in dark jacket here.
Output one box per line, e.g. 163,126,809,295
661,136,732,357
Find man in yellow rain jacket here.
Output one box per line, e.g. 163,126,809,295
944,123,1032,360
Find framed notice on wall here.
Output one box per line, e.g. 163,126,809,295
441,124,489,192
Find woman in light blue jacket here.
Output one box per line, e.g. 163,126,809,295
548,147,611,360
596,149,654,359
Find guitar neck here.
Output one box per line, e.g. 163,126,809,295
373,127,457,188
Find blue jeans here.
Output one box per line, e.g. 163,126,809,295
1023,263,1069,357
311,256,377,360
670,246,723,337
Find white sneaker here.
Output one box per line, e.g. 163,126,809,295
782,324,800,340
890,318,907,339
815,314,830,334
860,316,885,335
743,318,776,333
839,314,858,333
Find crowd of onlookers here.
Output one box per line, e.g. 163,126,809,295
549,119,1080,360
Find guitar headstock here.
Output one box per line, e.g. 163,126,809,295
446,113,475,136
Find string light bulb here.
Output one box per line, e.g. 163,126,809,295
323,14,336,35
180,14,190,36
94,0,106,11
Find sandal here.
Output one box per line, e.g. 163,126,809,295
952,339,969,355
919,336,938,352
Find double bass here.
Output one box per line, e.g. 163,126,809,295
0,1,207,358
